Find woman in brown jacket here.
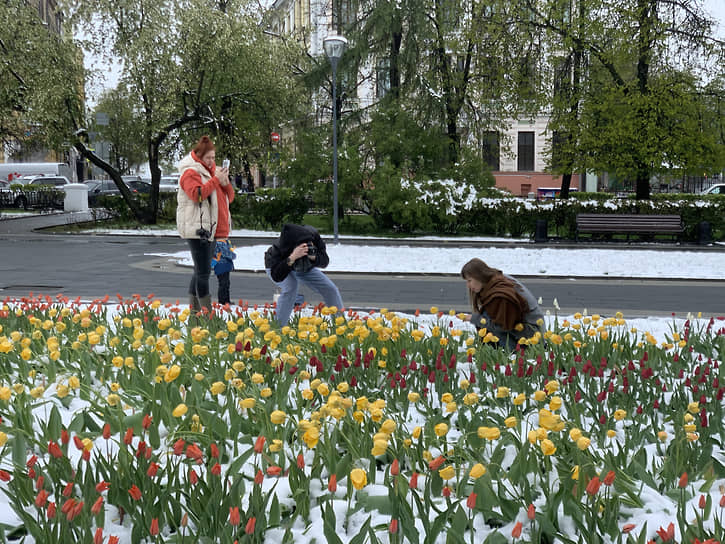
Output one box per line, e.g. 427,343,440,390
460,258,544,349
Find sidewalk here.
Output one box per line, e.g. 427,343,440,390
1,209,723,253
0,210,103,235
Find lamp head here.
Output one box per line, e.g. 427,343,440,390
323,35,348,64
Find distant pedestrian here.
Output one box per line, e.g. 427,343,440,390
176,135,234,313
460,258,544,349
264,224,343,325
211,239,236,305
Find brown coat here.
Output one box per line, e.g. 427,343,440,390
476,275,530,331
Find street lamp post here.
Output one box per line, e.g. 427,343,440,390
323,34,347,244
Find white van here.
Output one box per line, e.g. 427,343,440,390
0,162,74,183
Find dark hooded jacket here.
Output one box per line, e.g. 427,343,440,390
264,224,330,282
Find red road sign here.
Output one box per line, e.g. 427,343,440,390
271,132,280,143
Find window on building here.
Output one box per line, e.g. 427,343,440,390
517,131,535,171
376,58,390,98
338,0,357,28
482,131,500,171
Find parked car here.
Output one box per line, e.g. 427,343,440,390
0,176,69,209
159,175,179,193
701,183,725,195
127,179,151,194
27,176,73,190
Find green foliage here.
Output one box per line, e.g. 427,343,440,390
230,188,309,231
0,0,84,154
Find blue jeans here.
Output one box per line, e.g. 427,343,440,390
266,267,343,325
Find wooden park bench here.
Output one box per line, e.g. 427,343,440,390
575,213,683,242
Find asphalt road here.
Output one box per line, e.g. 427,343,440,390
0,233,723,318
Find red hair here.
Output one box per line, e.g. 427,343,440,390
192,135,215,159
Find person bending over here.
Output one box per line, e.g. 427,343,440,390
460,258,544,349
264,224,343,325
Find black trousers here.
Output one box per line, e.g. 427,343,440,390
217,271,231,305
187,238,215,298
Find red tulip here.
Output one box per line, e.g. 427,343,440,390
678,472,688,488
328,473,337,492
186,444,203,463
467,492,477,509
603,470,616,486
266,465,282,476
108,537,119,544
429,456,445,471
211,463,222,476
210,443,219,459
585,476,601,496
527,503,535,520
656,522,675,542
390,459,399,476
173,438,185,455
699,494,707,509
63,482,74,497
96,480,110,493
229,506,240,526
512,521,523,538
0,470,10,482
93,528,103,544
128,484,142,501
150,518,159,536
123,428,134,445
409,472,419,489
102,423,111,439
142,414,152,429
442,486,451,497
622,523,636,533
91,495,104,515
47,501,56,519
389,518,398,534
297,454,305,469
254,436,266,453
245,516,256,535
189,469,198,485
254,469,264,485
147,462,160,478
35,489,49,508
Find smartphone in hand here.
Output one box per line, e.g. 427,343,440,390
222,159,230,169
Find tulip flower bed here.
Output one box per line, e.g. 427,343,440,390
0,295,724,544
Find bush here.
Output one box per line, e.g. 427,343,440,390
230,188,309,230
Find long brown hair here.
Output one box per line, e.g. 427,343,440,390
460,258,503,313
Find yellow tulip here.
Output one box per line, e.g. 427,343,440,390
270,410,287,424
613,409,626,421
0,432,7,446
469,463,486,479
210,382,225,395
569,428,582,441
239,397,256,410
540,439,556,456
380,419,396,434
687,402,699,414
408,392,420,403
438,465,455,480
504,416,517,428
434,423,449,437
172,403,188,417
164,365,181,383
350,468,367,490
371,440,388,456
576,437,591,450
303,427,319,448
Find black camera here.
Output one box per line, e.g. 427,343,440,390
306,242,317,257
196,227,211,242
